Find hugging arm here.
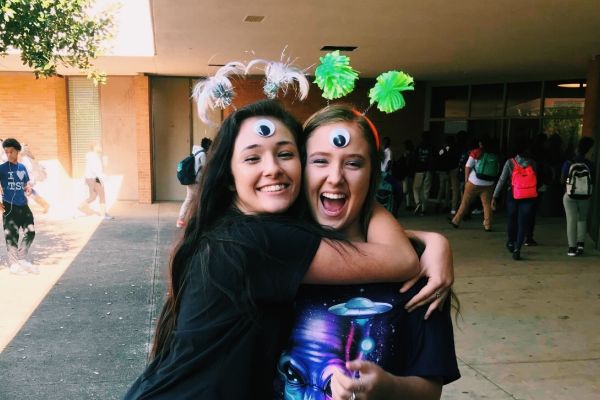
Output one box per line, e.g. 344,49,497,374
302,205,419,284
303,239,419,285
331,360,442,400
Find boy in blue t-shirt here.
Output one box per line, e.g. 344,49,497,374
0,138,37,275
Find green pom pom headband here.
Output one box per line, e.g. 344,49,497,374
313,51,415,149
369,70,414,113
314,51,414,113
314,51,359,100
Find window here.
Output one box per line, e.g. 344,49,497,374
470,84,504,117
544,80,585,117
430,86,468,118
68,77,102,177
506,82,541,117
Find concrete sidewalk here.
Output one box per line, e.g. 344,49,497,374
0,202,176,399
0,202,598,399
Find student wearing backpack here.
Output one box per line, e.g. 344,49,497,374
176,137,211,228
450,137,498,231
492,137,538,260
399,139,416,209
412,131,434,215
561,137,595,256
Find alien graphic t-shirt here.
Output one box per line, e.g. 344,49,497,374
274,278,460,399
0,161,30,206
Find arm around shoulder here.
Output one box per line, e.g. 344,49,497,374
303,238,419,285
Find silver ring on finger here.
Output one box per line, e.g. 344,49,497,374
350,391,356,400
435,289,441,299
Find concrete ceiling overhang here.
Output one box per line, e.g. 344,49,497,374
1,0,600,82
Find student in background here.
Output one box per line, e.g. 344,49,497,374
78,142,113,220
176,137,211,228
450,137,498,232
19,144,50,213
412,132,434,216
492,136,538,260
0,138,38,275
561,137,595,256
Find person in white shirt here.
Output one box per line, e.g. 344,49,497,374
176,137,211,228
78,142,113,220
19,144,50,213
380,137,392,173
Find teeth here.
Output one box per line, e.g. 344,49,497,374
322,193,346,200
260,184,286,192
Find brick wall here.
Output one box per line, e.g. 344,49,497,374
54,77,71,174
99,77,139,200
0,73,65,163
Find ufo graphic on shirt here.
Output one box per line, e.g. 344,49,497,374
328,297,392,317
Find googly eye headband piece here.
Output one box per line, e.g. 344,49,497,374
314,51,359,100
246,54,310,101
329,127,351,148
192,61,246,124
253,119,276,137
351,109,380,150
368,71,414,113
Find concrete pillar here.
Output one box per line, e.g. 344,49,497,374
134,75,153,204
582,56,600,247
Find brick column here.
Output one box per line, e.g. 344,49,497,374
53,76,71,175
582,56,600,247
134,75,152,204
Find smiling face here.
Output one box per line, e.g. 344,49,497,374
305,121,371,240
230,116,301,215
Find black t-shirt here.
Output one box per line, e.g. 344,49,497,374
274,279,460,399
124,218,321,399
415,145,434,172
436,145,459,172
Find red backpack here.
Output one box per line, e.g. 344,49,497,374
511,158,537,199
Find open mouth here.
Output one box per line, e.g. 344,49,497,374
258,183,289,193
320,192,347,216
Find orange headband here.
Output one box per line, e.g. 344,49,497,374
352,109,380,150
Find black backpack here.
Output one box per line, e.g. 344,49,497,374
176,150,202,185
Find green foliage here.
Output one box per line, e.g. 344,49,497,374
314,50,359,100
368,70,414,113
0,0,115,84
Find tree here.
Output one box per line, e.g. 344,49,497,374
0,0,114,84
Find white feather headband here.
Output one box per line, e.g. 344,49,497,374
192,52,310,125
192,61,246,124
245,58,309,101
